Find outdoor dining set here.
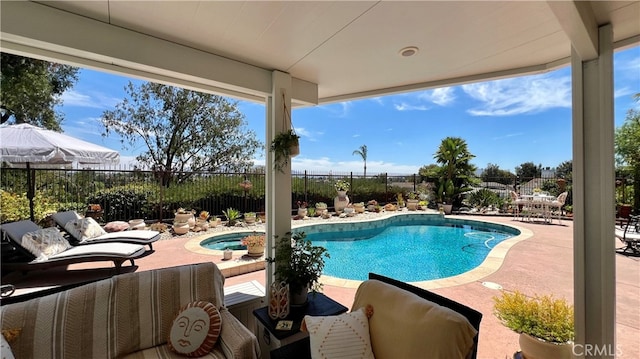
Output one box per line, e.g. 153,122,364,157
510,191,568,224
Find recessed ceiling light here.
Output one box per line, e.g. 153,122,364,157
399,46,419,57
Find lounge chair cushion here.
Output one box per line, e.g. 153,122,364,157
168,301,222,357
303,307,374,359
104,221,130,232
21,227,71,261
63,217,107,242
352,279,477,359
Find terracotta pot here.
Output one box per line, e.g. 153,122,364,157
297,208,308,217
353,204,365,213
246,244,264,257
173,222,190,235
407,199,419,211
175,213,196,228
519,333,572,359
442,204,453,214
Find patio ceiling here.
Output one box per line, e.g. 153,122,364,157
1,1,639,106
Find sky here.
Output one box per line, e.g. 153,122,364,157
59,45,639,175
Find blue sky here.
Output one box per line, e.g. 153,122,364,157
59,46,639,175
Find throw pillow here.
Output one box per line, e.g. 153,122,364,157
168,301,222,357
64,217,106,242
302,307,375,359
1,332,15,359
21,228,71,261
104,221,129,233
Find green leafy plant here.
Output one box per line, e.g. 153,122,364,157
241,233,265,247
270,129,300,172
493,290,574,344
222,207,240,226
334,180,350,192
266,232,330,294
307,207,316,217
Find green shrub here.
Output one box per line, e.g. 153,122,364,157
0,190,59,223
493,290,574,343
467,188,500,208
88,184,156,221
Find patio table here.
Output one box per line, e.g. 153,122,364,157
520,195,555,223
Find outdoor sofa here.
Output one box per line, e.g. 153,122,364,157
0,220,146,274
1,262,260,358
272,273,482,359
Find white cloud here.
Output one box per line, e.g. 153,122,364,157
61,90,120,109
394,103,429,111
291,157,418,175
462,74,571,116
294,127,323,142
491,132,524,141
614,86,636,99
418,87,456,106
352,134,361,138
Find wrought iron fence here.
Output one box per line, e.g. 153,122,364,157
0,165,573,223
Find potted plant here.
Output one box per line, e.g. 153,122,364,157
297,201,308,217
315,202,328,215
353,202,365,213
270,129,300,172
244,212,256,224
222,207,240,226
367,199,378,212
334,179,350,193
493,290,574,359
266,232,330,305
406,192,419,211
175,208,196,228
241,233,265,257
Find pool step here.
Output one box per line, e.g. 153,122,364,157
218,256,266,278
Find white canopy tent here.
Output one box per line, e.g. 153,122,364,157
0,123,120,220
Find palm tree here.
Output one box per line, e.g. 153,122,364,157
434,137,476,206
352,144,368,177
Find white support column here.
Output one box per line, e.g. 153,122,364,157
572,24,616,358
265,70,293,290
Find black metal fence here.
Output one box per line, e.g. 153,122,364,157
0,165,573,223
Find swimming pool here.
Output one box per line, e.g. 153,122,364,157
294,214,519,282
198,213,521,283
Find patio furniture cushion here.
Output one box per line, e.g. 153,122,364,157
20,227,71,261
352,279,477,359
168,301,222,357
63,217,107,242
105,221,130,232
302,306,374,359
1,331,15,359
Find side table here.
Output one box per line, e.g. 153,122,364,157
253,292,347,359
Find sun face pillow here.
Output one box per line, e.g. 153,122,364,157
168,301,222,357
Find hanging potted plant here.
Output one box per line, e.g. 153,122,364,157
270,129,300,172
493,290,574,359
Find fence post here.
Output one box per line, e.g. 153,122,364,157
385,173,389,203
413,174,416,191
304,170,308,204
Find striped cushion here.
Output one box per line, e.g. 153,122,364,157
303,307,375,359
0,263,230,358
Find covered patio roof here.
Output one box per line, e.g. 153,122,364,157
2,2,639,358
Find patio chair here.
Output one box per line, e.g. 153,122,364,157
0,220,146,274
615,215,640,256
509,191,527,220
547,192,568,224
51,211,159,250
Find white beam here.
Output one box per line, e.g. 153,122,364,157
547,0,599,61
265,71,294,291
572,24,616,359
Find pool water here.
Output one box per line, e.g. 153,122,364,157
306,220,515,282
201,232,264,250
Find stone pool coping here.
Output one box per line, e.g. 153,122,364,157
183,211,533,289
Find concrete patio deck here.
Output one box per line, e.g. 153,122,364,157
2,214,638,358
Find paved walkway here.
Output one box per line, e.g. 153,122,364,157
2,214,638,358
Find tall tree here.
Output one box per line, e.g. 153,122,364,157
433,137,477,206
0,53,79,131
481,163,515,185
615,93,640,210
555,160,572,181
352,144,368,177
515,162,542,180
102,82,262,185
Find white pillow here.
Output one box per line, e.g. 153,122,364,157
64,217,106,242
1,332,16,359
303,307,375,359
20,227,71,262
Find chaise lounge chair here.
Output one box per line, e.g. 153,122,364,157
0,220,146,273
615,215,640,256
51,211,159,250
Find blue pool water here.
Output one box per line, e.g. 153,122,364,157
201,232,264,250
199,214,519,282
299,215,518,282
